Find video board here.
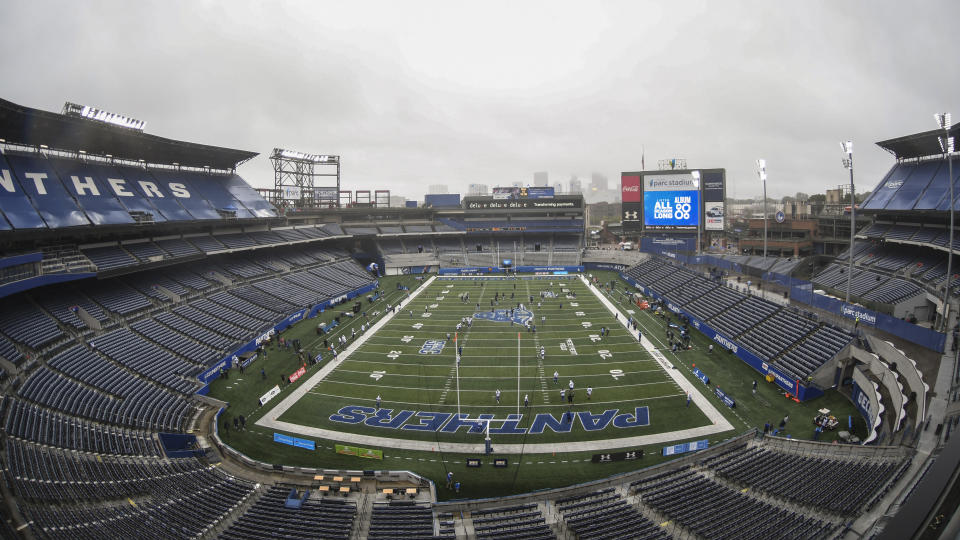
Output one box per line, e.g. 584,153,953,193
492,186,555,199
642,173,700,230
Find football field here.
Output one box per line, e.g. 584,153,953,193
257,274,733,453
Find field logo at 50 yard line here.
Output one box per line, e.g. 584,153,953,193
473,307,533,325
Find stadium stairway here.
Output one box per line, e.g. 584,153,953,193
196,483,267,539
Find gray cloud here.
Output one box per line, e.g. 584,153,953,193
1,0,957,200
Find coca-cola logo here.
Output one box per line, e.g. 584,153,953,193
622,185,640,192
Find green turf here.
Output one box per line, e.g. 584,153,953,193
210,271,865,500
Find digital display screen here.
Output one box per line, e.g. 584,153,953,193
643,190,699,228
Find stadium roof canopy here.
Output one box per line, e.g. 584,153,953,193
876,122,960,160
0,98,257,170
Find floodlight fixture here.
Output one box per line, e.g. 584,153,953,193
62,102,146,131
756,159,767,182
935,113,952,129
272,148,339,164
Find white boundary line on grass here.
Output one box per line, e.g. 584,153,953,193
256,274,734,454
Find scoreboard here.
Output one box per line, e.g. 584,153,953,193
620,169,725,233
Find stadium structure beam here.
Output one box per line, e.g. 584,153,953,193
841,141,854,305
936,113,954,332
270,148,340,209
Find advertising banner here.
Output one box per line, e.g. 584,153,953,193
702,171,725,202
714,386,736,408
336,444,359,456
275,432,316,450
288,366,307,384
358,447,383,460
621,174,642,203
692,368,710,385
704,202,724,231
662,439,709,456
259,385,281,406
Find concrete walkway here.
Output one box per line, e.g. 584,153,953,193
256,273,734,454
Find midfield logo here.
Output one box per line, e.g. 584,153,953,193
474,307,534,325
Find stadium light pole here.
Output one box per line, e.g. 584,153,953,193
841,141,855,304
936,113,954,332
756,160,768,259
691,170,702,256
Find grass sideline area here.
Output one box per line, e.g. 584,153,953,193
210,271,864,501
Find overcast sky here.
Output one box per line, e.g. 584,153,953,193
1,0,957,200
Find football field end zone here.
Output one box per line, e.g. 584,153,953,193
578,274,734,434
256,273,734,453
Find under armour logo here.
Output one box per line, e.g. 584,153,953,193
624,211,638,219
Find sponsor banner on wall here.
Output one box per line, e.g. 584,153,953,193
662,439,709,456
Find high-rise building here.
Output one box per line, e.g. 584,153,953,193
553,182,564,194
427,184,449,194
468,183,489,196
569,177,582,194
534,171,548,187
590,172,608,192
389,195,406,207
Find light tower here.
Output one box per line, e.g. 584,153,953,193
840,141,854,304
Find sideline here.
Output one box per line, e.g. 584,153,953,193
256,274,735,453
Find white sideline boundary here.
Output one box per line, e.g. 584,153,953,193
255,273,735,454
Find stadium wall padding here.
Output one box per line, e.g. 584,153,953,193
619,272,823,402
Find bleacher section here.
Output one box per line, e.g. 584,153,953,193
557,489,665,540
471,503,554,540
0,151,276,230
702,445,909,515
625,257,853,380
633,467,836,539
220,485,356,540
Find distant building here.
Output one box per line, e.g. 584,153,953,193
590,172,608,192
534,171,548,187
569,177,583,195
468,183,489,196
553,182,564,194
389,195,406,207
428,184,448,194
